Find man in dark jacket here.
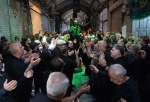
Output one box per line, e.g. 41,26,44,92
31,72,90,102
0,79,17,102
108,64,141,102
5,42,41,102
30,72,69,102
0,53,17,102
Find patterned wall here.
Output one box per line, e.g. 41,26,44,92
0,0,32,41
0,0,12,40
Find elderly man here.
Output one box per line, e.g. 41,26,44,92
0,53,17,102
89,40,113,102
31,72,90,102
5,42,41,102
108,64,141,102
31,72,69,102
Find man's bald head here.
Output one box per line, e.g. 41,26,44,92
108,64,128,85
46,72,69,98
109,64,127,76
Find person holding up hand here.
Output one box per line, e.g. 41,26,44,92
5,42,41,102
0,79,17,102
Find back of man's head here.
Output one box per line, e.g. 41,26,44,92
109,64,127,76
46,72,69,98
50,57,64,71
108,64,129,85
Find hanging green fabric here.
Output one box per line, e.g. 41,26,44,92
69,23,81,36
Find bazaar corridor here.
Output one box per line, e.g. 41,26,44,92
0,0,150,102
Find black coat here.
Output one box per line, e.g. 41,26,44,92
4,55,32,102
90,68,113,102
111,78,141,102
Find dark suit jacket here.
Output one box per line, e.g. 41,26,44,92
111,78,141,102
5,54,32,102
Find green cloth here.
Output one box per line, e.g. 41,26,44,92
69,24,81,36
72,66,89,89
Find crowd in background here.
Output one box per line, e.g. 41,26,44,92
0,31,150,102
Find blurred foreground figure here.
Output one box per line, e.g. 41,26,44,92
5,42,40,102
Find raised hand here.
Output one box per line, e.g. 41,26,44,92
69,84,91,101
89,65,99,74
48,38,58,50
30,57,41,67
98,57,107,67
79,84,90,94
118,98,127,102
3,79,17,92
25,55,41,73
24,69,34,78
75,49,79,56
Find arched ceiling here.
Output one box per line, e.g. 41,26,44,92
38,0,107,16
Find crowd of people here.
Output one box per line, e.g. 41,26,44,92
0,31,150,102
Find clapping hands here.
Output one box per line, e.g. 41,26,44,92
98,55,107,67
24,69,34,78
24,53,41,78
3,79,17,92
89,65,99,74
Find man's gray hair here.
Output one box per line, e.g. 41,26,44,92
97,40,107,46
9,42,20,55
46,72,69,97
109,64,127,76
